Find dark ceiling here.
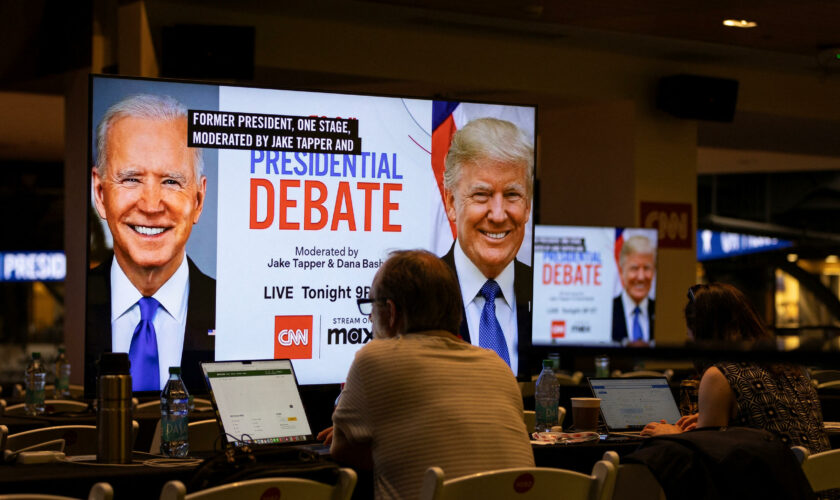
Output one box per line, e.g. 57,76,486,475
371,0,840,58
4,0,840,88
2,0,840,243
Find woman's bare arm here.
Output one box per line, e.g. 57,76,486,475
696,366,735,428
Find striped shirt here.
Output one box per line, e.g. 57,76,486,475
333,333,535,500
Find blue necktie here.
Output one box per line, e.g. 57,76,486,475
478,280,510,366
129,297,161,391
632,306,643,341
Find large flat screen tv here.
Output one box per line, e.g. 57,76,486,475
85,75,537,396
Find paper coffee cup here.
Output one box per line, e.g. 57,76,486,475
571,397,601,431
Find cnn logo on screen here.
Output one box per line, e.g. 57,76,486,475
274,315,313,359
551,320,566,339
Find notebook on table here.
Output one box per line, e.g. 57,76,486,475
201,359,328,453
587,377,682,438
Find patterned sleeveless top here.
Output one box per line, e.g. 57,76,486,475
716,361,829,454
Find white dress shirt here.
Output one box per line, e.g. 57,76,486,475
620,290,651,343
453,243,519,374
110,254,190,390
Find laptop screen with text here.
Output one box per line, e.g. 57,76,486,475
588,377,681,432
202,359,313,446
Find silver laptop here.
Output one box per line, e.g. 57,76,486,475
201,359,318,448
588,377,682,436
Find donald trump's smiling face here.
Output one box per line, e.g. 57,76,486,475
445,159,531,279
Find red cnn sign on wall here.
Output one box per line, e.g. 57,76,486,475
640,202,693,249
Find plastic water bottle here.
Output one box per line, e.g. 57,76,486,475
25,352,47,415
160,366,190,457
54,347,71,399
535,359,560,432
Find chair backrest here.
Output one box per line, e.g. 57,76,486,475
151,418,217,454
816,379,840,390
43,384,86,400
188,419,222,453
0,482,113,500
557,371,585,386
419,461,616,500
159,468,357,500
518,381,535,399
523,406,567,433
4,400,90,416
136,400,161,412
602,450,666,500
5,421,139,456
807,369,840,384
796,447,840,493
137,397,214,413
791,445,809,464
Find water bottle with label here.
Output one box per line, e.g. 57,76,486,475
25,352,47,415
160,367,190,457
54,347,71,399
535,359,560,432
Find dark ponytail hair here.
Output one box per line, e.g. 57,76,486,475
685,283,769,344
686,282,795,375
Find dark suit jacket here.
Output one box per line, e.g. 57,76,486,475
611,294,655,343
85,255,216,396
441,244,532,379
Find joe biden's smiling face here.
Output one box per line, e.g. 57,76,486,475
93,115,205,284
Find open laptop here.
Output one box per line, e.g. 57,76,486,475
201,359,327,452
587,377,682,438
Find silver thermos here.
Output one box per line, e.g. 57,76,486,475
97,352,133,463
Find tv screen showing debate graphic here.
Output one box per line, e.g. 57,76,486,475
532,225,659,347
85,75,537,393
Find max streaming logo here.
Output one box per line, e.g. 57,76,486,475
274,315,313,359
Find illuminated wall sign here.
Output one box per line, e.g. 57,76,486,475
0,252,66,281
697,230,791,261
640,202,693,249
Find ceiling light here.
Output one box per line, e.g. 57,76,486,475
723,19,758,28
826,255,839,263
787,253,798,263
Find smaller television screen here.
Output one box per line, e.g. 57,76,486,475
531,225,658,347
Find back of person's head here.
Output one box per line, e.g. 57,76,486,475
685,282,770,344
443,117,534,200
373,249,462,335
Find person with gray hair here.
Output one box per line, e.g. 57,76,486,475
440,117,534,377
86,93,215,394
612,234,657,345
330,250,534,500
